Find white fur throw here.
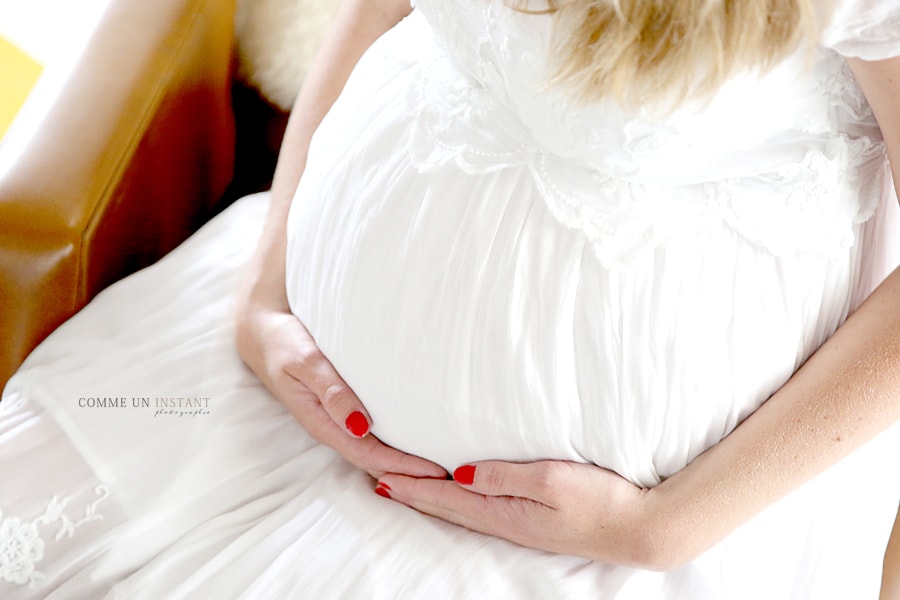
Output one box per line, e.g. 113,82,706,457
234,0,340,111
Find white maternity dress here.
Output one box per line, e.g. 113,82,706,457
2,1,900,598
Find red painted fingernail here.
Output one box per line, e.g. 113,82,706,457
345,411,369,437
453,465,476,485
378,482,392,491
374,485,391,499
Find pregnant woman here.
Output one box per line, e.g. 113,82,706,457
2,0,899,598
238,0,900,593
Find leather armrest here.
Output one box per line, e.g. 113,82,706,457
0,0,236,389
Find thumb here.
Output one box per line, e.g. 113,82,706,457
287,347,371,439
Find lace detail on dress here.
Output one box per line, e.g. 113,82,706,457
408,0,890,267
530,134,886,267
529,154,717,267
408,53,535,174
0,485,109,588
718,136,885,259
816,53,876,128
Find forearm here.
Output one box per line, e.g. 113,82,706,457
238,0,412,312
641,55,900,570
650,258,900,568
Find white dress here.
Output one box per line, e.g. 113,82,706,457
2,1,900,598
286,0,900,486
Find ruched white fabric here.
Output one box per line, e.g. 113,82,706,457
0,193,897,599
287,0,900,485
2,1,900,598
284,0,900,593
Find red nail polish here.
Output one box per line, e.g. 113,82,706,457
453,465,476,485
378,482,392,491
374,485,391,499
345,411,369,437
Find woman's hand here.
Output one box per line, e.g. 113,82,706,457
375,460,670,569
236,297,446,481
233,0,441,481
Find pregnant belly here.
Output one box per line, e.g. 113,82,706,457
286,122,860,488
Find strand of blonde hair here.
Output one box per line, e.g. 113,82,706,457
509,0,826,109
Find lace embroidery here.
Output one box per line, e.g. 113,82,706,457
817,52,874,126
0,485,110,588
530,135,883,266
408,54,535,173
408,0,889,266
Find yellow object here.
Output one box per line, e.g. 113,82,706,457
0,36,43,140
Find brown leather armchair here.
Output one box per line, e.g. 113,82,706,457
0,0,283,390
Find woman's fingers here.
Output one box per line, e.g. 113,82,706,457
250,311,446,478
283,330,373,438
451,460,570,506
283,386,446,479
286,338,446,477
376,462,650,565
375,475,550,547
355,435,448,479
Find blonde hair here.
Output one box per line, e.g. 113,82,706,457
513,0,823,109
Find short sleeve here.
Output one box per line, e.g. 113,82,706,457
820,0,900,60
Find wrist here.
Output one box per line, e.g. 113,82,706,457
601,486,694,571
637,465,737,571
236,260,289,314
236,219,291,315
583,484,684,571
629,485,686,571
234,261,291,370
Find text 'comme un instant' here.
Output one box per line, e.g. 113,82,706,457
77,397,210,409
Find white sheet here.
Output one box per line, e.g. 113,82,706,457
1,193,898,599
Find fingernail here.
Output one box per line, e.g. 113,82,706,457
378,482,392,491
345,411,369,437
374,485,391,499
453,465,476,485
